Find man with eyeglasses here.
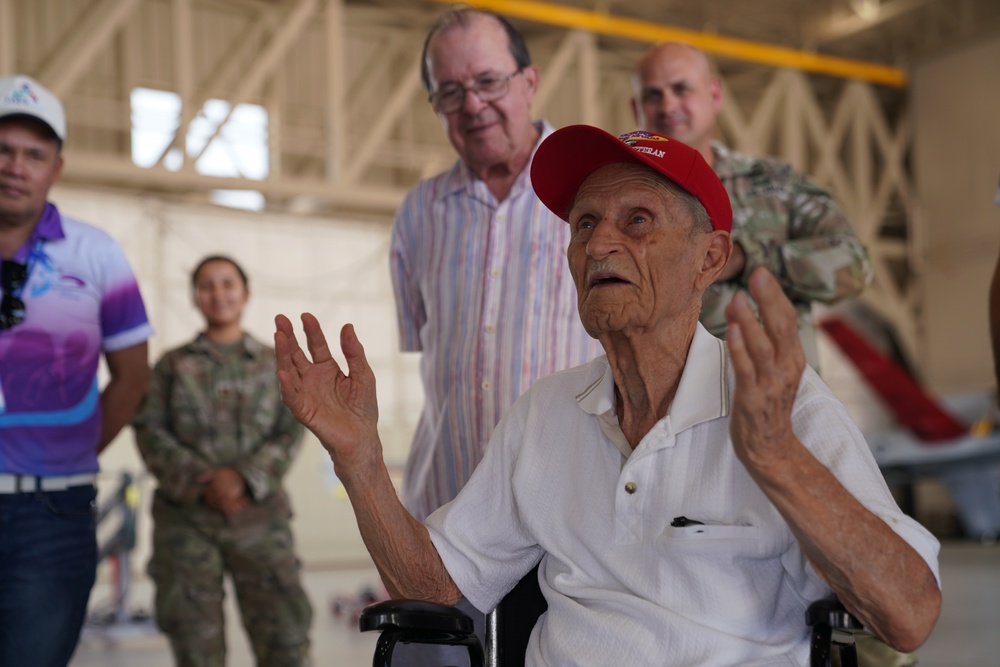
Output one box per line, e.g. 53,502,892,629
0,75,153,667
388,7,602,662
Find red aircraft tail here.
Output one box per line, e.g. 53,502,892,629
819,317,966,442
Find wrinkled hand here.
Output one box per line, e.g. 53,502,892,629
274,314,380,472
198,467,251,515
724,267,806,469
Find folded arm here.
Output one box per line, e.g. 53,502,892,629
274,313,460,604
725,268,940,651
721,173,873,304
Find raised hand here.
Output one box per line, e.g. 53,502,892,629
276,314,456,604
724,267,806,470
274,313,380,472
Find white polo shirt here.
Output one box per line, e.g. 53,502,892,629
426,324,940,666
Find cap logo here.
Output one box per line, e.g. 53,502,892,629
619,130,668,158
619,130,669,146
2,83,41,109
632,145,666,158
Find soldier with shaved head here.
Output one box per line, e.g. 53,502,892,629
632,42,873,372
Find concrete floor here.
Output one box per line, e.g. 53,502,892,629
71,565,382,667
70,541,999,666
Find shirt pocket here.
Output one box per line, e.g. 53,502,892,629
655,520,794,632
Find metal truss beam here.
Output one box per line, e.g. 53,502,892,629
36,0,143,97
62,150,406,213
187,0,320,165
152,4,278,168
438,0,909,87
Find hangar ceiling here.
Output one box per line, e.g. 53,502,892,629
3,0,999,361
3,0,998,218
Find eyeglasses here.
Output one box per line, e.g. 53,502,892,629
429,70,523,114
1,261,27,331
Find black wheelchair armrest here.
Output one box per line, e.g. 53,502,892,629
359,599,484,667
359,599,475,634
806,599,867,667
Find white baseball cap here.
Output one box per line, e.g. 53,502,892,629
0,75,66,142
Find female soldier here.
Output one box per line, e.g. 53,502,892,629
134,255,312,666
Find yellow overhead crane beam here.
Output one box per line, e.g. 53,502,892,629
434,0,908,88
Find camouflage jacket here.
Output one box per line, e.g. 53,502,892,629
702,141,874,368
133,332,304,517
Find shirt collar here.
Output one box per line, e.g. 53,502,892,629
575,323,731,433
11,203,65,262
191,332,266,360
34,203,65,240
446,119,553,202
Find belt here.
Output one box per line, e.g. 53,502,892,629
0,473,98,494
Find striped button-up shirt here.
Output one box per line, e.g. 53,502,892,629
390,121,603,521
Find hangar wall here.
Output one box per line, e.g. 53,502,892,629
913,33,1000,393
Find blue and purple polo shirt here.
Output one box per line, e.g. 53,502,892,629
0,203,153,476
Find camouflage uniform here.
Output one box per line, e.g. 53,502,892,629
703,141,874,370
134,333,312,667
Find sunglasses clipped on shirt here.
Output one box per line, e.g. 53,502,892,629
0,260,28,331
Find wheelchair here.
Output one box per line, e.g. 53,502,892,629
360,564,866,667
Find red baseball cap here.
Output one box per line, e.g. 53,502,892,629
531,125,732,233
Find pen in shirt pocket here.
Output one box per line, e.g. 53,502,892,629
670,516,705,527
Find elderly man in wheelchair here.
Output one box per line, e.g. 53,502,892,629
274,125,941,666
